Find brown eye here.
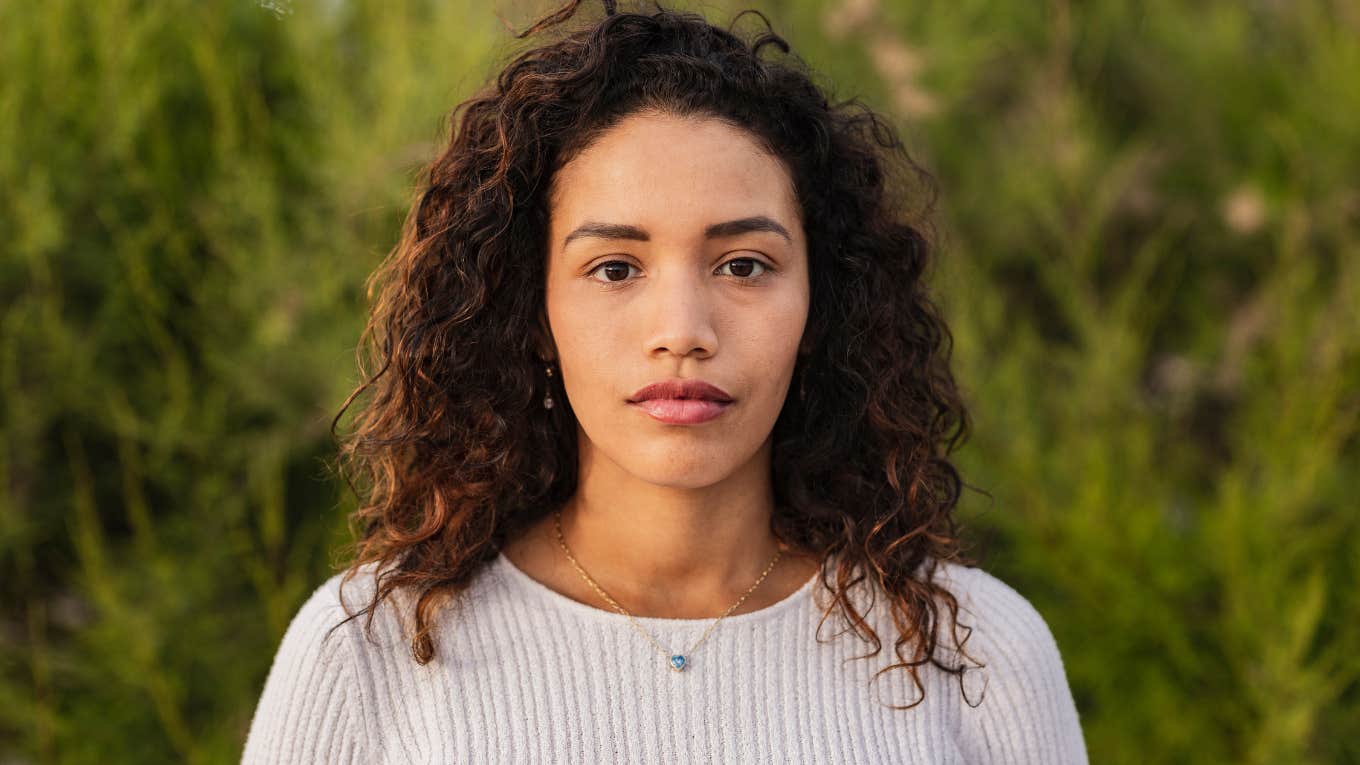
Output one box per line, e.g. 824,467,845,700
718,257,769,279
587,261,639,283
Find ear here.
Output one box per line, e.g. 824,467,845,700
796,298,823,357
531,303,558,364
797,320,819,357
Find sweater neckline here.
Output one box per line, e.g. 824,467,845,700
493,550,821,629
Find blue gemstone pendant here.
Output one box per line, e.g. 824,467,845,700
669,654,687,672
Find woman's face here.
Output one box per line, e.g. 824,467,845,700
543,111,810,489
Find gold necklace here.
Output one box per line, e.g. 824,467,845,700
552,509,783,673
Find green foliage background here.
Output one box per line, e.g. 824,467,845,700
2,0,1356,762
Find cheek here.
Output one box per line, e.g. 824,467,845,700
545,288,608,361
550,307,627,409
743,290,809,361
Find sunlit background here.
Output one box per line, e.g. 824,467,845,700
2,0,1356,762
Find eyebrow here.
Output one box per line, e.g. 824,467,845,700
561,215,793,250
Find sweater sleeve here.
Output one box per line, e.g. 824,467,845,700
241,578,370,764
946,565,1089,765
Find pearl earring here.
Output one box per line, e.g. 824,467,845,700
543,364,555,409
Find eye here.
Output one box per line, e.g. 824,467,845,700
717,257,770,280
585,256,773,285
586,260,639,284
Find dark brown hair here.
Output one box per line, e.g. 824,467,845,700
329,0,984,710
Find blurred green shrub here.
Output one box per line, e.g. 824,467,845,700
1,0,1355,762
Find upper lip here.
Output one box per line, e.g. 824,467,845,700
628,378,734,403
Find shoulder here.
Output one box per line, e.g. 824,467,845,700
274,561,396,657
288,569,368,646
927,559,1089,764
929,560,1064,663
241,564,387,764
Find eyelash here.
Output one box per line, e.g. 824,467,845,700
586,257,773,286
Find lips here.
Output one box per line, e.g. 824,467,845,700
627,378,734,404
630,398,732,425
627,378,735,425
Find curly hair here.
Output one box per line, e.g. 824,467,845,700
328,0,985,710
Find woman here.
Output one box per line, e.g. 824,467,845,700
242,1,1088,762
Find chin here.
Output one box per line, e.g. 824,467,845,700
628,440,769,488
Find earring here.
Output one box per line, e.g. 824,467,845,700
543,364,555,409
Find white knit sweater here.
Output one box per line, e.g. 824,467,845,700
241,552,1088,763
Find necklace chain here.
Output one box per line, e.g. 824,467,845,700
552,509,783,673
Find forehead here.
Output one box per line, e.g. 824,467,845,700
548,112,800,238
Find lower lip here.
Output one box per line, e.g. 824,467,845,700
630,398,733,424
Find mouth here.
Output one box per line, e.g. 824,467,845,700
627,378,735,405
629,398,733,425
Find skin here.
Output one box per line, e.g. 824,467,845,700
503,110,821,618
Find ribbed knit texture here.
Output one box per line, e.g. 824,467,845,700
241,553,1088,763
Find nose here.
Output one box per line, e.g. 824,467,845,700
642,265,719,359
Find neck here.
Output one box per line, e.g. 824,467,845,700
519,436,812,618
555,492,782,594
